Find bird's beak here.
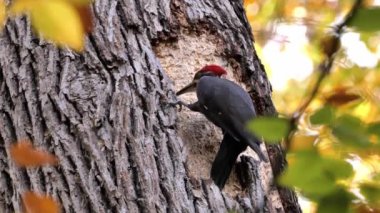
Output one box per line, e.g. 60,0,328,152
176,81,197,96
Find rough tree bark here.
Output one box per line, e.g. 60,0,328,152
0,0,301,212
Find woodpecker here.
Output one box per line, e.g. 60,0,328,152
176,65,267,189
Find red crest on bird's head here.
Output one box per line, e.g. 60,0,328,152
177,65,227,95
198,65,227,77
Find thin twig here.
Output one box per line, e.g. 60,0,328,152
286,0,363,149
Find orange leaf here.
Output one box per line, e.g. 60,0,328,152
10,140,58,167
324,88,361,107
75,5,93,33
22,191,60,213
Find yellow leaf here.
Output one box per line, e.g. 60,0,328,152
11,0,85,51
31,0,84,51
9,0,34,14
0,0,5,29
23,0,85,51
244,0,254,7
67,0,92,6
290,133,317,151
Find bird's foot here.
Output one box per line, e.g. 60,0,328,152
166,100,188,111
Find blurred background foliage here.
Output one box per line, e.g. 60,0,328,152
1,0,379,212
244,0,380,212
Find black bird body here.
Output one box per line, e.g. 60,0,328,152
176,65,266,189
197,76,257,143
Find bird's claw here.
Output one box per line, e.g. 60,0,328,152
167,100,186,111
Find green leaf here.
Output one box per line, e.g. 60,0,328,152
280,152,335,199
280,151,335,198
332,115,371,148
248,117,290,144
347,8,380,32
310,106,335,125
360,182,380,205
367,122,380,137
280,151,353,200
373,172,380,181
321,158,353,180
317,188,351,213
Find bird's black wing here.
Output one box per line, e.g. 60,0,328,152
211,133,247,189
197,77,267,161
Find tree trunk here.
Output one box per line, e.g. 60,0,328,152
0,0,301,212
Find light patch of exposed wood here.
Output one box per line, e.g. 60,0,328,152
155,30,272,197
155,30,226,185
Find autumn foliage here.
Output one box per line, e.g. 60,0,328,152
10,140,58,167
245,0,380,212
23,191,60,213
1,0,380,212
9,140,60,212
0,0,93,51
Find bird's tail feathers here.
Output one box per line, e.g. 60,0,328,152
248,142,268,162
211,134,247,189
